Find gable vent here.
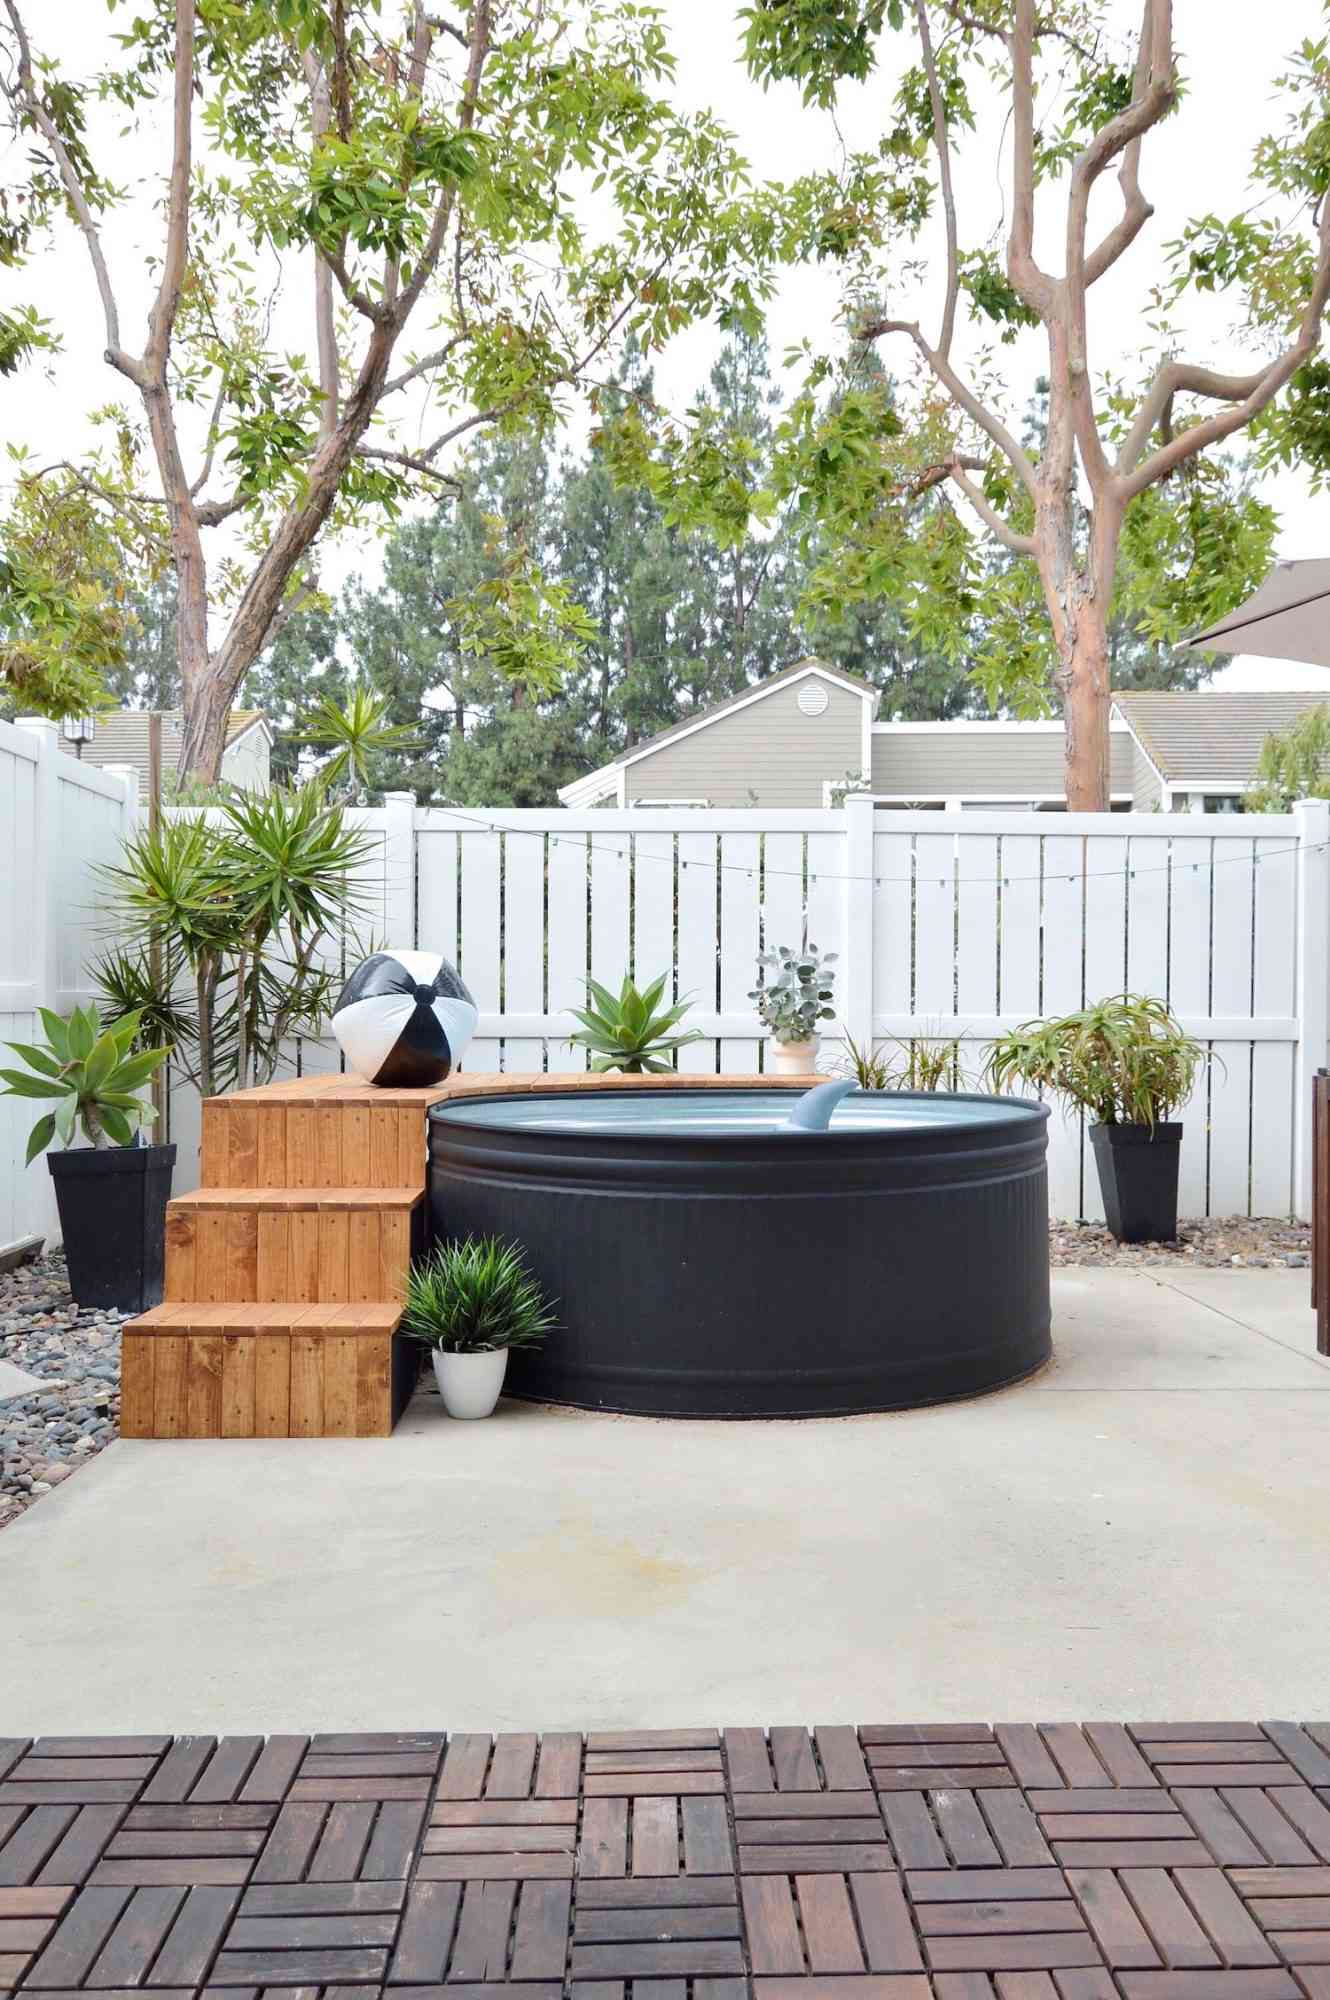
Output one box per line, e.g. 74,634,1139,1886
797,681,830,716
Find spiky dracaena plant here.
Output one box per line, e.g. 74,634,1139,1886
401,1238,557,1355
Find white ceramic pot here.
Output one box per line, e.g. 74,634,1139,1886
432,1347,509,1419
768,1035,820,1077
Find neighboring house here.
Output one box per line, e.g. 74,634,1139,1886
48,709,273,795
1110,691,1330,813
559,660,1330,813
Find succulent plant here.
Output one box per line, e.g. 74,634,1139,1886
749,942,838,1045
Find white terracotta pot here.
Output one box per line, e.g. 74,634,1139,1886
768,1035,821,1077
432,1347,509,1419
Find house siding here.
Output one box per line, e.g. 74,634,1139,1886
1130,740,1164,812
870,728,1134,798
220,728,271,793
622,677,866,807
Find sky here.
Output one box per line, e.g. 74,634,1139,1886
6,0,1330,693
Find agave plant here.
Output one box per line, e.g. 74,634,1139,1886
0,1006,170,1162
401,1237,557,1355
568,972,706,1073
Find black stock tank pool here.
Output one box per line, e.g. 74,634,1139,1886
427,1084,1051,1417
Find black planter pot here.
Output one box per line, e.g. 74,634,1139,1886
1089,1121,1182,1244
47,1142,177,1312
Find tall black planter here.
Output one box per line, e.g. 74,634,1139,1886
47,1143,177,1312
1090,1121,1182,1244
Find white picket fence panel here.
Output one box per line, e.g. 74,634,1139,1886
2,761,1327,1236
0,719,136,1253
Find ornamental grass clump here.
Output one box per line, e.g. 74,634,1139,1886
401,1237,557,1355
988,994,1205,1129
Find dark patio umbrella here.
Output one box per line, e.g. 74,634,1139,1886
1191,557,1330,664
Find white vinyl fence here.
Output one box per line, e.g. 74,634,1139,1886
3,762,1327,1242
0,718,137,1253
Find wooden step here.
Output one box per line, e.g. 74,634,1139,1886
165,1188,424,1305
121,1303,417,1439
201,1093,440,1192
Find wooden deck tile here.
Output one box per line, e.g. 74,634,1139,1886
9,1725,1330,1996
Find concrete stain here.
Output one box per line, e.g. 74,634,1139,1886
492,1518,697,1617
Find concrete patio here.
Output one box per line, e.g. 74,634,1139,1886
3,1266,1329,1734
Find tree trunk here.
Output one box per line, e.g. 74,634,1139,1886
1059,599,1112,813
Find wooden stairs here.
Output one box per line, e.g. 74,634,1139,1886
120,1076,449,1439
121,1069,791,1439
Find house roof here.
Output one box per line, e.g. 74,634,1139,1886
557,660,879,807
1111,690,1330,788
55,709,271,784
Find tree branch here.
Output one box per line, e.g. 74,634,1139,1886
392,0,492,327
354,442,465,490
143,0,195,381
380,332,471,398
302,51,340,440
1119,180,1330,496
0,0,144,387
1007,0,1055,318
857,315,1038,495
946,459,1036,553
915,0,959,359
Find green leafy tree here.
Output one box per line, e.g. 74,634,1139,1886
0,0,767,777
604,0,1322,809
1246,705,1330,811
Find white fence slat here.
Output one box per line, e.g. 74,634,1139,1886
1040,835,1084,1016
1207,1039,1251,1216
759,832,806,958
459,831,503,1018
1251,1041,1295,1215
632,831,674,993
589,825,631,995
1168,832,1213,1017
1125,829,1169,999
546,828,588,1069
504,828,547,1020
416,823,459,961
1210,838,1256,1020
1253,836,1298,1019
997,834,1041,1020
1083,833,1128,1002
873,831,913,1022
675,830,719,1072
912,834,956,1019
719,830,761,1075
956,835,998,1018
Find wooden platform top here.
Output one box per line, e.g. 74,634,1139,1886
4,1722,1330,1998
211,1068,806,1108
169,1185,423,1211
130,1302,402,1335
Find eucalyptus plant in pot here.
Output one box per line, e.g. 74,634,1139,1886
751,942,837,1076
402,1235,557,1419
0,1006,173,1309
989,994,1206,1243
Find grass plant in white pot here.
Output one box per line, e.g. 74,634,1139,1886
751,942,837,1076
402,1236,556,1419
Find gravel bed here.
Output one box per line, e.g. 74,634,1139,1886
0,1252,122,1531
1050,1214,1310,1269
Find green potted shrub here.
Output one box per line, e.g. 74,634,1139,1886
568,972,706,1073
0,1006,173,1309
750,941,837,1076
401,1235,557,1419
989,994,1205,1243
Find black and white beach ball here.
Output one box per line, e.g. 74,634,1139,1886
332,950,478,1087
